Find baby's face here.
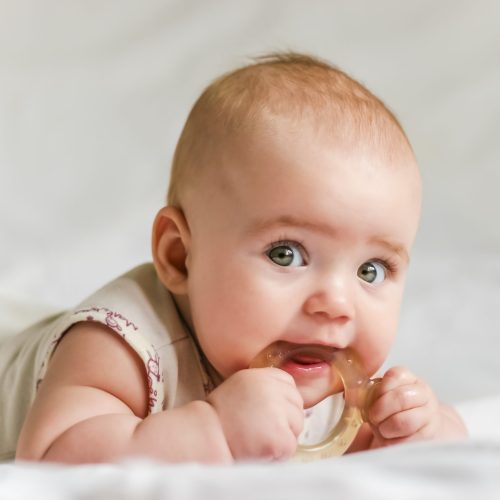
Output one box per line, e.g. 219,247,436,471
181,123,421,407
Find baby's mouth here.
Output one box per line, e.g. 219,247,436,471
292,353,324,364
250,341,344,407
282,350,332,375
250,341,337,371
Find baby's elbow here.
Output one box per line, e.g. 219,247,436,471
15,439,43,462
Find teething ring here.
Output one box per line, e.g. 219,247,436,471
250,342,380,461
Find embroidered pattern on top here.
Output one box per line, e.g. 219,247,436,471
36,306,164,414
74,307,139,332
146,350,161,410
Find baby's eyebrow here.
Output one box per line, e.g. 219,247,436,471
245,215,337,239
246,215,410,263
369,236,410,264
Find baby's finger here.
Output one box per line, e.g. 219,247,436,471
379,366,418,393
288,403,305,437
377,405,431,439
282,384,304,409
376,420,438,446
256,367,304,409
369,382,429,425
263,367,297,386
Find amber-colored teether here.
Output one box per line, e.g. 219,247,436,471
250,342,380,461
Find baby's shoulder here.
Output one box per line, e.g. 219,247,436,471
64,263,187,349
49,320,151,417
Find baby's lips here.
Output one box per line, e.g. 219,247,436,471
287,344,337,365
250,341,338,369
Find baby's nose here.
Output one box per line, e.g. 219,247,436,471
302,278,355,323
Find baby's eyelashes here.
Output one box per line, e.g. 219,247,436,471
357,261,386,284
266,240,307,267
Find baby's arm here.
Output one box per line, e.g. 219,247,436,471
350,366,467,452
16,322,303,463
16,322,232,463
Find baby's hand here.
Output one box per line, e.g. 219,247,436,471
206,368,304,461
367,366,459,448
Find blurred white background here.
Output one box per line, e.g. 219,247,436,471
0,0,499,402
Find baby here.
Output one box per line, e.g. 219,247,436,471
3,53,466,463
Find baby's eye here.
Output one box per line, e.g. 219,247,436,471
267,242,305,267
357,261,386,284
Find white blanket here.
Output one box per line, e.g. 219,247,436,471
1,439,499,500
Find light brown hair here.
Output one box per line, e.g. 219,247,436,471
167,52,412,206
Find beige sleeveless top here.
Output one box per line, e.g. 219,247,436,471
0,264,215,461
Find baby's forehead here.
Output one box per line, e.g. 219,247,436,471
222,112,418,176
206,118,420,208
169,54,417,207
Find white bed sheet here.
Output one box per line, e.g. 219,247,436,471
1,439,500,500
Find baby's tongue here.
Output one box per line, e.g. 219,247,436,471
291,354,325,365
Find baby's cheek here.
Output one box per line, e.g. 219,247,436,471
355,331,395,377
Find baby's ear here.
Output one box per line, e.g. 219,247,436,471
152,206,191,294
